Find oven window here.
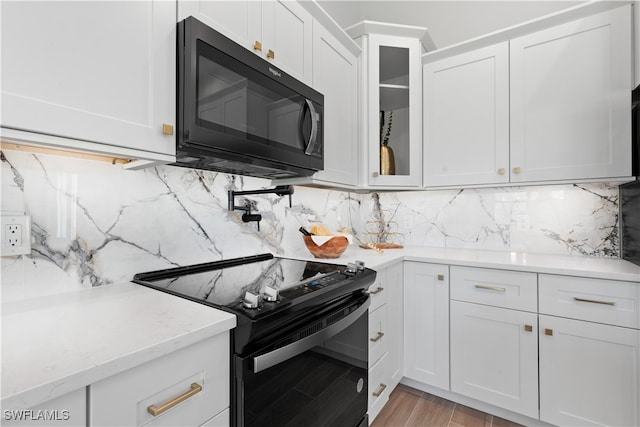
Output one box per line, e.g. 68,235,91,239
239,309,368,427
196,40,312,153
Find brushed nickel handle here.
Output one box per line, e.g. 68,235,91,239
369,286,384,295
162,124,174,135
545,328,553,336
253,41,263,52
372,383,387,397
437,274,445,281
148,383,202,416
370,331,384,343
475,285,506,292
513,166,522,174
267,49,275,59
524,324,533,332
574,297,616,306
498,168,506,175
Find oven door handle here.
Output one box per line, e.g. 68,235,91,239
252,299,368,373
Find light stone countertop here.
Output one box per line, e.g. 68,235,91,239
1,281,236,411
304,245,640,283
3,247,638,413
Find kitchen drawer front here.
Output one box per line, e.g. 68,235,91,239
368,352,389,423
369,303,388,366
2,387,86,427
369,268,387,312
90,333,229,427
450,266,537,312
200,408,229,427
539,274,640,329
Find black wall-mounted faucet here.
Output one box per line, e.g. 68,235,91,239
227,185,294,231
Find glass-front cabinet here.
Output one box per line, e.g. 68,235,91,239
347,22,429,188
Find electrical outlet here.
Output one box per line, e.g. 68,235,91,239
516,215,530,231
1,215,31,256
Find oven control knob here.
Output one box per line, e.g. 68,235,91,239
355,260,365,271
242,291,261,309
263,285,279,302
345,262,358,275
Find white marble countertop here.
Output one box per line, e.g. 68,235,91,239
310,245,640,283
1,282,236,411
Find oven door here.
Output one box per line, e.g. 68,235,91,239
234,292,369,427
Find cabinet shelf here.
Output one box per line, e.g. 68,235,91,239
380,84,409,111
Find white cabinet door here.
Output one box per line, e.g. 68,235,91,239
311,22,359,186
403,262,449,389
1,1,176,161
179,0,312,85
423,42,510,187
539,315,640,427
450,301,539,419
385,262,404,389
510,5,632,182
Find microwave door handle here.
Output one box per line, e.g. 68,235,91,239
252,299,368,373
303,99,319,155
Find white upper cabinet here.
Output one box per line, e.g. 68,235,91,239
1,1,176,164
510,5,632,183
179,0,313,85
422,4,633,188
310,23,359,186
348,22,427,188
423,42,510,187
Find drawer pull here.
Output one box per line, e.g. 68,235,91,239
267,49,275,60
147,383,202,416
545,328,553,336
475,285,506,292
524,324,533,332
437,274,445,281
574,297,616,306
370,331,384,343
372,383,387,397
253,41,263,52
369,286,384,295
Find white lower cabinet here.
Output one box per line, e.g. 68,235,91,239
367,262,403,423
403,262,449,389
450,301,538,418
2,388,86,427
89,333,230,427
539,274,640,426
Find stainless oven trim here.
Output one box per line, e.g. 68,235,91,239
252,298,369,373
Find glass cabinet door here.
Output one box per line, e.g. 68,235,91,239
368,34,422,187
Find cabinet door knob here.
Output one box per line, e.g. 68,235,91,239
497,168,506,175
513,166,522,174
267,49,275,60
162,124,174,135
437,274,445,281
253,41,263,52
544,328,553,336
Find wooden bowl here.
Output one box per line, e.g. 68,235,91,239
303,235,349,258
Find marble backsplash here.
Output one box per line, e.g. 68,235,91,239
1,149,620,301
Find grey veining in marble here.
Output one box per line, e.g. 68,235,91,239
1,149,621,301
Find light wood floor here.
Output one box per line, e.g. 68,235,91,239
370,384,524,427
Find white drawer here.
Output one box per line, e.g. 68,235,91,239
368,352,389,422
450,266,537,312
369,268,387,312
200,408,229,427
539,274,640,329
2,387,86,427
369,303,388,366
90,333,229,427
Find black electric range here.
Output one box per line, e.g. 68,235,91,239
133,253,376,427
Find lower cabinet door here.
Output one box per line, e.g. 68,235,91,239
539,315,640,427
450,301,538,418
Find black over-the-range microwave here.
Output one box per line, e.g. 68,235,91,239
175,17,324,179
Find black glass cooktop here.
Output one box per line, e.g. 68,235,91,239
133,254,346,309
